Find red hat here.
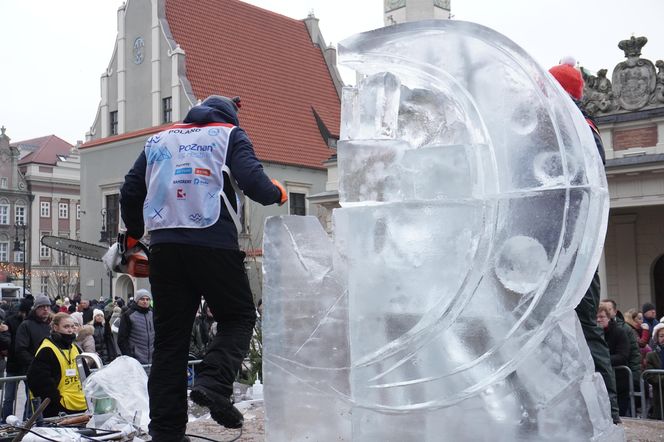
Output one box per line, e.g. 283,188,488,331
549,56,584,100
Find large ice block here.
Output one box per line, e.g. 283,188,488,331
263,19,622,441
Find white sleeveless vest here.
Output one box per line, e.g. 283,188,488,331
143,122,239,231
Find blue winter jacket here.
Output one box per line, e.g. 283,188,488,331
120,97,281,249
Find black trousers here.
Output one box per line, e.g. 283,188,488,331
147,244,256,439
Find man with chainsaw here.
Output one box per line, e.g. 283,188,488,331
120,95,286,442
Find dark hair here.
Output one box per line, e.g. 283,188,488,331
601,299,617,310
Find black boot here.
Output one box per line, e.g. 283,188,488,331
190,388,243,429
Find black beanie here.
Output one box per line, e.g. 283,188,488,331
642,302,656,314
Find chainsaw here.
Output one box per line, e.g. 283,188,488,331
41,235,150,278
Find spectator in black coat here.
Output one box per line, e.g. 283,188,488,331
91,309,116,364
78,299,93,324
2,298,32,421
597,304,632,417
15,295,52,374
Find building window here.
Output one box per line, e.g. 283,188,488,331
58,251,68,266
40,201,50,218
289,193,306,216
0,205,9,225
40,233,51,258
40,276,48,294
15,205,26,225
105,194,120,243
59,202,69,219
0,242,8,262
110,111,118,135
76,204,81,220
163,97,172,123
0,178,7,189
14,251,24,263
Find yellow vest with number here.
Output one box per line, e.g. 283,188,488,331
35,338,87,412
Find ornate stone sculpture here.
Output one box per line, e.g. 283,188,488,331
583,36,663,115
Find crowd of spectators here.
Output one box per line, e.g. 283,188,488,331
599,299,664,419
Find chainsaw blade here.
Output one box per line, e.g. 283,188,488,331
41,236,108,262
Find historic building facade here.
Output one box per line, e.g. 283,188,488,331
15,135,81,297
0,128,81,297
582,36,664,313
79,0,341,300
0,127,32,290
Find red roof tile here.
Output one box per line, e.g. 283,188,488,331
13,135,73,166
82,123,172,149
165,0,340,170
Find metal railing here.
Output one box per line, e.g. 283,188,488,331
640,368,664,420
614,365,637,418
0,358,203,420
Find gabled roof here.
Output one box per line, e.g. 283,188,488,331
165,0,340,169
13,135,73,166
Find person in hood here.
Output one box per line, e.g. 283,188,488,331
26,313,87,418
120,95,286,441
91,308,116,363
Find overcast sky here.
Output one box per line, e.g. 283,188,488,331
1,0,663,144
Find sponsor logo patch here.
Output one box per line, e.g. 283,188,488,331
208,128,220,136
178,143,215,152
176,189,187,199
147,147,172,165
177,151,211,160
147,134,162,144
175,167,192,175
172,179,192,184
193,178,209,186
194,168,211,176
168,128,201,134
189,213,203,223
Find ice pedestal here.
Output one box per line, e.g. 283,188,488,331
263,19,622,441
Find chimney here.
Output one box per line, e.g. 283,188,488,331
303,11,321,47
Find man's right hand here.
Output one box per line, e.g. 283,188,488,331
271,179,288,206
117,231,140,255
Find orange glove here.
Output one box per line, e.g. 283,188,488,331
271,179,288,206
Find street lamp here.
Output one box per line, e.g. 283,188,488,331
99,209,112,299
13,222,27,293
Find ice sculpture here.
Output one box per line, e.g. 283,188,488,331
263,20,624,441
